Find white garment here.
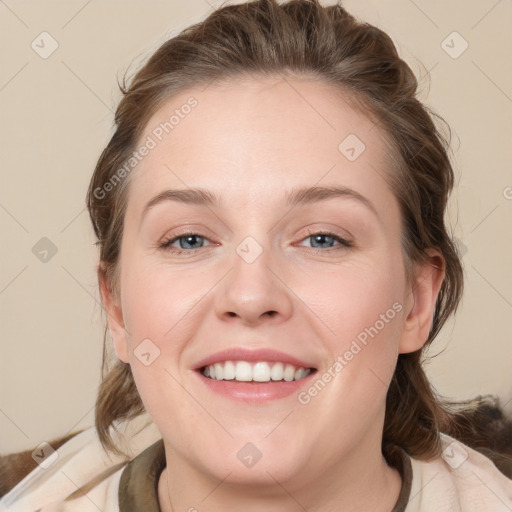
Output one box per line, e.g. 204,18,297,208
0,414,161,512
406,438,512,511
1,414,511,511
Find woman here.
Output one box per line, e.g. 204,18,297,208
1,0,511,510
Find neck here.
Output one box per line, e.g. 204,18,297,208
157,435,402,512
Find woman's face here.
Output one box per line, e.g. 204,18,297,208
105,75,438,488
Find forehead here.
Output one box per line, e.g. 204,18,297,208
127,74,397,215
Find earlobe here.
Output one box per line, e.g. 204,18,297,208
98,265,130,364
399,249,445,354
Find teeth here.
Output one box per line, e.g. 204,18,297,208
201,361,312,382
235,361,252,381
253,362,271,382
214,363,223,380
294,367,307,380
283,364,295,382
270,362,284,381
223,361,236,380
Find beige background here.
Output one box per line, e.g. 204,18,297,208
1,0,511,453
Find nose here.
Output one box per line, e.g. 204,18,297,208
215,243,294,326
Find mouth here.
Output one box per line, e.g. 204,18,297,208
199,360,316,382
192,348,318,401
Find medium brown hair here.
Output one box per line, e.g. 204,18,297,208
86,0,505,461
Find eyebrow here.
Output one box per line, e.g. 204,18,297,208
141,185,378,219
286,185,378,217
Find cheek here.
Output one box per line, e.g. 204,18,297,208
120,263,204,419
301,261,405,394
121,259,208,345
301,258,405,339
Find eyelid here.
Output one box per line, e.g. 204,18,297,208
298,222,353,242
158,227,218,251
297,228,353,249
159,230,353,255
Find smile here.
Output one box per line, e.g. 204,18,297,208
201,360,313,382
193,348,318,401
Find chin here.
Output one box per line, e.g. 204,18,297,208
212,458,303,488
195,440,306,487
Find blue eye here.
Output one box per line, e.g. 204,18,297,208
159,230,352,255
299,231,352,250
160,233,208,251
309,234,338,249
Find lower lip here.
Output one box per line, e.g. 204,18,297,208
195,370,316,402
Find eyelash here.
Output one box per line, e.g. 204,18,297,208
159,231,216,255
302,229,353,251
159,229,353,255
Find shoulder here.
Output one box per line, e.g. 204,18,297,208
0,431,82,498
0,413,161,512
406,433,512,512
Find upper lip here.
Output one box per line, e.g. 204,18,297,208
193,348,316,371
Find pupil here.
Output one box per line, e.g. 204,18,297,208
313,234,333,247
181,235,201,249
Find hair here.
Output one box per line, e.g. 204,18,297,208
86,0,511,463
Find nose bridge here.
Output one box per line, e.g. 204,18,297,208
215,234,293,325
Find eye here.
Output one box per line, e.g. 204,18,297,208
158,229,352,254
159,232,214,253
297,230,352,250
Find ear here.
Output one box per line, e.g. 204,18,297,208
399,248,445,354
98,264,130,363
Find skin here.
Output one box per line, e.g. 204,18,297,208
101,75,444,511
